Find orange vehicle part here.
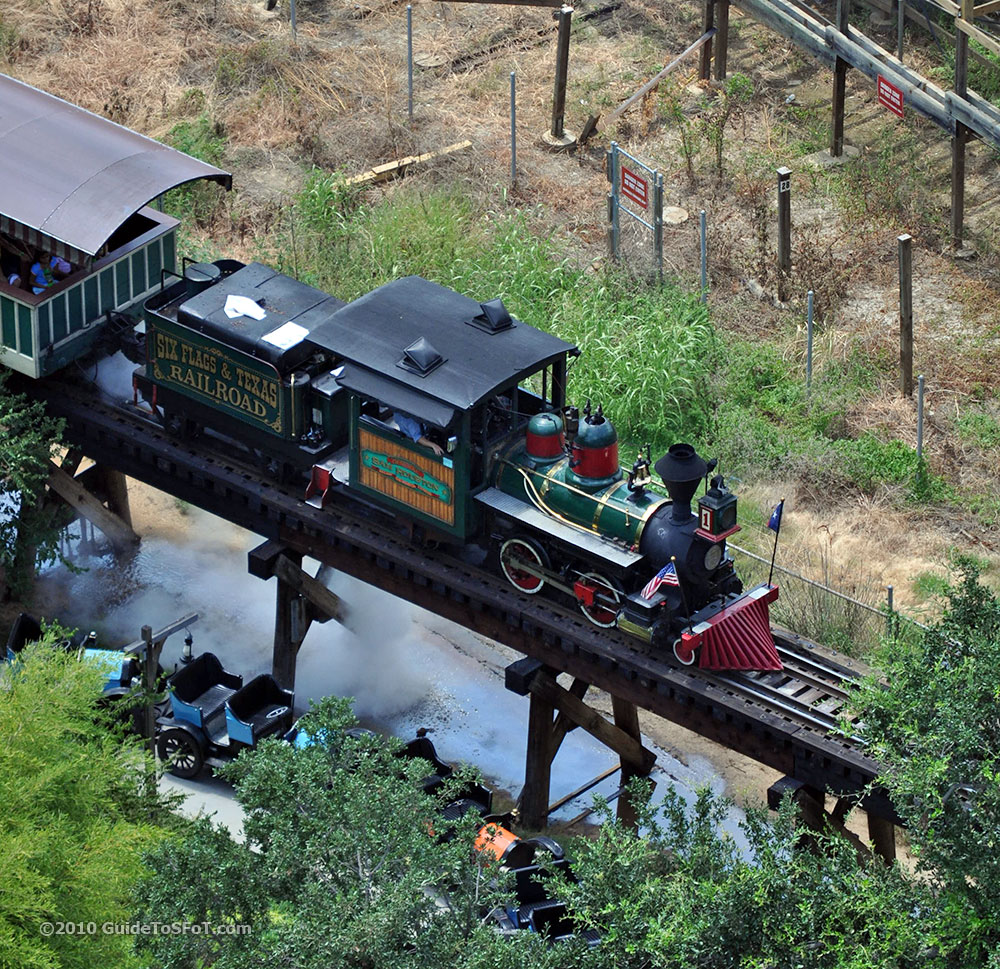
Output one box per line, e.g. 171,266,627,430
474,823,520,864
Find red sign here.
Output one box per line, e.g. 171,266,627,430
877,75,904,118
620,165,649,209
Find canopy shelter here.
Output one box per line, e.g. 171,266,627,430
0,73,231,268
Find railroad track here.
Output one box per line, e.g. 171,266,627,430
25,372,896,821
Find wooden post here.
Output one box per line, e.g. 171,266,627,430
543,5,576,147
831,0,850,157
777,166,792,278
898,233,913,398
714,0,730,81
142,624,159,804
272,551,305,691
700,0,715,80
612,695,645,828
868,814,897,862
100,468,133,530
952,3,971,249
521,691,554,830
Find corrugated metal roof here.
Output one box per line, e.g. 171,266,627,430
0,73,231,262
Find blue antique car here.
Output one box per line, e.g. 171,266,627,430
156,651,293,778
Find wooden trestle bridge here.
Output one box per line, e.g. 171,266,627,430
27,374,899,859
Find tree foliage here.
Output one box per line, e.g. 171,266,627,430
0,373,64,598
850,558,1000,965
135,697,560,969
0,639,172,969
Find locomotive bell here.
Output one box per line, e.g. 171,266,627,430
654,443,708,523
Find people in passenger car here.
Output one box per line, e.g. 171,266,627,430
29,251,72,294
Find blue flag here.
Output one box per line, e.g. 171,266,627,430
767,500,784,532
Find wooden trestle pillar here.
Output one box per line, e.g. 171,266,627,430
248,540,348,693
507,659,656,831
45,455,138,554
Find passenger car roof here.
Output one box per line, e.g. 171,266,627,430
0,73,230,264
308,276,576,426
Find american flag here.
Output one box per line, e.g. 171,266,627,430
641,561,679,600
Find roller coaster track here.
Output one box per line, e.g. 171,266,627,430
25,374,897,823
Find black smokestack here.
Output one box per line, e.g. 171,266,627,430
654,443,708,523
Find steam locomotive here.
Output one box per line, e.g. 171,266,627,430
126,261,780,672
0,73,779,672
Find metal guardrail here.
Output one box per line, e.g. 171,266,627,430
736,0,1000,150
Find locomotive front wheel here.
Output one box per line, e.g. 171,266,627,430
576,572,623,628
498,538,548,594
672,638,697,666
156,729,205,779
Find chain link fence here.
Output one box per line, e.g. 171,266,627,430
729,543,929,660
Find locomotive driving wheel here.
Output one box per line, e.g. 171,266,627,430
498,537,549,594
576,571,623,628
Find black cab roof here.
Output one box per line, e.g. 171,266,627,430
308,276,576,428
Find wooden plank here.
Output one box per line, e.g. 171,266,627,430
344,140,473,188
612,695,644,827
528,672,656,772
273,552,347,624
956,15,1000,58
45,460,138,552
603,30,716,132
974,0,1000,13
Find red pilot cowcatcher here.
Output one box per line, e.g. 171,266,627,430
673,585,782,671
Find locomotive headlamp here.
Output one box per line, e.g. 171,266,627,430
703,544,724,571
696,474,741,541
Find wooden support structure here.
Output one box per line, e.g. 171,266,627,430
831,0,850,157
45,459,138,554
611,694,647,828
867,812,897,862
248,539,348,691
543,5,576,148
506,659,655,830
952,0,971,248
522,691,555,830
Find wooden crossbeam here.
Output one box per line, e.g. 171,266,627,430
46,460,138,553
598,29,716,133
272,552,346,625
956,16,1000,58
527,671,656,773
344,141,473,188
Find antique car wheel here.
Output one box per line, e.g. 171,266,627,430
576,571,623,628
498,537,548,594
156,729,205,779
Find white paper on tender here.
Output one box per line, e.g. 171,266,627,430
224,294,267,320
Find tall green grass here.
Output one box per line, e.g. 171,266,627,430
266,176,718,448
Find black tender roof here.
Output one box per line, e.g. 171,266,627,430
308,276,576,427
0,73,230,264
178,263,346,370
